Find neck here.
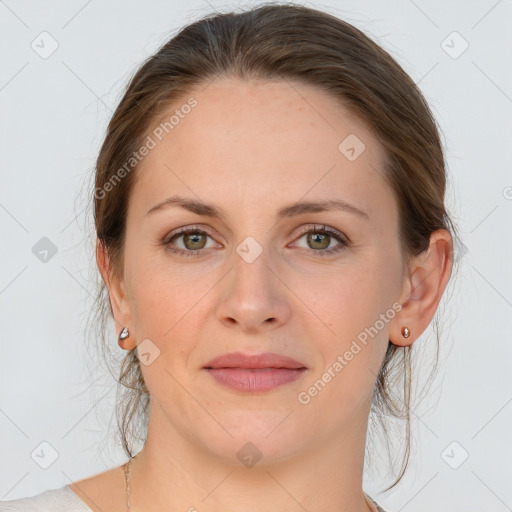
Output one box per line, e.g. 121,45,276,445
127,400,375,512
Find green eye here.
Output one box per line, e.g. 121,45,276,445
292,225,348,256
164,228,216,258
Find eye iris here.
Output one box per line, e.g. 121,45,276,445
184,232,206,250
174,229,338,253
307,232,330,250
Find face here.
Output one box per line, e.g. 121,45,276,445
109,78,409,464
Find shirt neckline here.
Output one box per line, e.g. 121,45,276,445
66,483,386,512
64,485,95,511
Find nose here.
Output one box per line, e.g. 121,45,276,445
215,244,291,334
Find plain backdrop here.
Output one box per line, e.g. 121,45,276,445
1,1,511,511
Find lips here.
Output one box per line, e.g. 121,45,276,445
204,352,306,370
203,352,307,393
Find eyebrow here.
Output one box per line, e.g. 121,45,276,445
146,195,369,220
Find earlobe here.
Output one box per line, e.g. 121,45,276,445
401,326,411,339
95,238,136,349
390,229,453,347
389,323,414,347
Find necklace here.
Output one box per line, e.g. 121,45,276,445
123,456,378,512
123,458,132,511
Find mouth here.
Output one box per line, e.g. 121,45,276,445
203,352,307,393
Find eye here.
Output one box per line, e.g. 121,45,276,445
163,224,349,258
164,227,219,257
291,224,349,256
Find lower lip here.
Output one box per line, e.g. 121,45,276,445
205,367,306,392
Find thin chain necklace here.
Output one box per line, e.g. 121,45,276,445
122,456,378,512
123,458,132,511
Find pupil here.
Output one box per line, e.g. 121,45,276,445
308,232,329,250
185,233,205,249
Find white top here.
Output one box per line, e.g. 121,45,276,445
0,485,389,511
0,486,92,511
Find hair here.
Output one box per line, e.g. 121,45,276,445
88,2,459,491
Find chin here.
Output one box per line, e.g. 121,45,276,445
196,413,310,467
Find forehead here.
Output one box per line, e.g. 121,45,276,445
132,77,394,222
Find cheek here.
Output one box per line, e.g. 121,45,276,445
297,270,394,419
126,261,202,408
296,252,400,377
303,261,397,337
125,245,209,335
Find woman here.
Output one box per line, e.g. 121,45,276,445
0,3,455,511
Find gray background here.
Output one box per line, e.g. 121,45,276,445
1,0,511,510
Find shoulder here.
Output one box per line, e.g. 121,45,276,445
0,485,93,512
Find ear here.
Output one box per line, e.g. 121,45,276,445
96,238,136,349
390,229,453,347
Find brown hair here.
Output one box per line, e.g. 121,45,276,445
88,2,458,490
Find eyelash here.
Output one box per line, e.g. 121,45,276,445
163,224,349,258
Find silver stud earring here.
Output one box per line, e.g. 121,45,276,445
119,327,130,341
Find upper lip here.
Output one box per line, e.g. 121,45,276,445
204,352,306,369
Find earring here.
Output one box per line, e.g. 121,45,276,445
401,326,410,338
118,327,130,347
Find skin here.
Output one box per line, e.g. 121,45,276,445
70,78,453,512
